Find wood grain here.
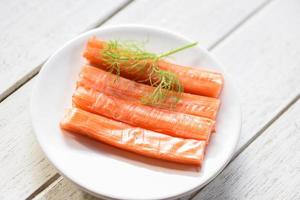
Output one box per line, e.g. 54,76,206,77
0,79,58,200
0,0,128,101
4,0,299,199
105,0,268,49
20,0,273,199
33,177,101,200
193,99,300,200
0,0,267,102
37,0,300,199
211,0,300,149
0,1,129,199
192,0,300,198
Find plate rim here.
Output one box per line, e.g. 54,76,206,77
30,24,241,200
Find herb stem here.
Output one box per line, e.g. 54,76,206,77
158,42,198,58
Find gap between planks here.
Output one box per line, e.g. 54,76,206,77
26,173,60,200
0,0,134,104
16,0,283,199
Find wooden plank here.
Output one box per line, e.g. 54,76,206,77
26,1,274,199
210,0,300,149
34,97,300,200
0,1,131,199
0,0,275,199
105,0,268,49
191,0,300,198
33,179,197,200
193,99,300,200
33,177,101,200
0,0,266,101
37,0,300,199
33,176,190,200
0,0,129,101
0,79,59,200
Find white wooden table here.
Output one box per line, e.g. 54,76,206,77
1,0,299,199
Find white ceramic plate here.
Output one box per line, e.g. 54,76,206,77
31,25,241,200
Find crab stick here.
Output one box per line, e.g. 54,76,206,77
72,86,214,141
60,108,206,165
83,38,224,97
77,65,220,120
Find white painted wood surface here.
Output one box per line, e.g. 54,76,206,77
0,1,129,199
0,0,270,199
210,0,300,149
193,99,300,200
33,177,189,200
105,0,268,49
0,1,269,199
0,0,267,102
35,0,300,199
33,177,100,200
0,0,128,101
192,0,300,198
0,79,58,200
1,0,300,199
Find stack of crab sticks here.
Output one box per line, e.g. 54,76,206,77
60,38,223,166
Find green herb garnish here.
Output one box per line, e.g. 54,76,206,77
101,40,197,106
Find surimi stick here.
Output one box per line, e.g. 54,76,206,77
83,38,224,98
77,65,220,120
72,86,214,141
60,108,206,165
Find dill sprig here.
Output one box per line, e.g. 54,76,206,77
101,40,197,106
